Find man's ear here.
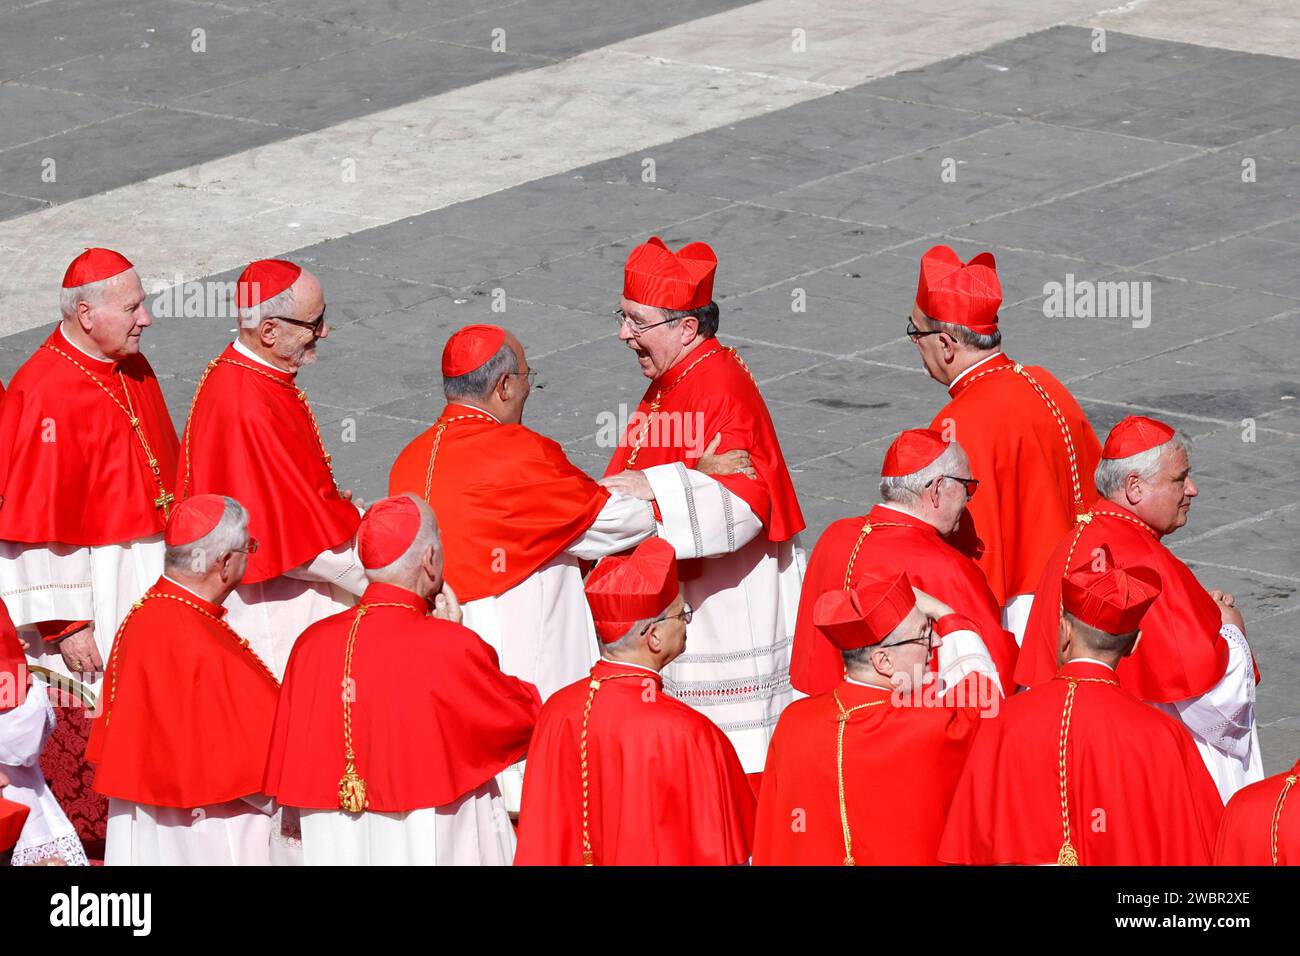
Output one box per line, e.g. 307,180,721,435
421,544,440,583
1123,631,1143,658
644,622,663,655
1057,616,1072,665
258,318,278,348
870,647,894,678
76,299,95,332
1124,472,1145,506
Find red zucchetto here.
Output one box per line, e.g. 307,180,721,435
62,247,133,288
623,236,717,311
442,324,508,377
584,538,679,643
881,428,950,477
1101,415,1176,460
164,494,227,547
357,495,424,570
236,259,302,309
915,245,1001,334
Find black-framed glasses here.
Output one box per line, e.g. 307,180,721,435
614,308,677,337
906,317,944,341
879,617,937,651
270,312,327,336
641,601,694,634
231,537,259,555
506,369,539,384
925,474,980,498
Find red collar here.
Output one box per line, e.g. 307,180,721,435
653,340,726,393
359,582,429,613
1092,504,1162,540
592,658,664,690
150,575,228,619
1056,659,1121,683
947,352,1015,399
438,402,500,424
220,343,296,384
865,504,937,536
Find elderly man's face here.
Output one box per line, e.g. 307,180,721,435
653,592,689,664
1131,444,1197,534
272,271,328,370
910,305,950,385
84,271,151,360
932,448,974,535
874,607,940,693
618,296,691,380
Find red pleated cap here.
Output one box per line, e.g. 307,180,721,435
165,494,227,547
881,428,949,477
236,259,302,309
442,324,507,377
623,236,717,311
584,538,679,643
914,244,1001,334
1062,545,1162,634
1102,415,1176,460
62,247,134,288
358,495,424,570
813,570,917,651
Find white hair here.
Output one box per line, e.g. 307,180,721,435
59,272,132,320
443,342,517,402
1094,435,1187,500
163,497,249,575
365,496,440,586
879,441,965,505
237,286,296,329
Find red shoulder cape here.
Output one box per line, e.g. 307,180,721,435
1214,757,1300,865
0,330,178,545
931,354,1101,605
790,505,1018,695
1014,506,1228,702
263,583,541,811
604,341,804,542
175,345,360,583
86,577,280,807
515,659,756,865
389,405,609,602
754,675,992,865
939,661,1223,865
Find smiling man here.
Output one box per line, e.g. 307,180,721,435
1015,415,1263,801
0,247,180,859
600,236,805,789
175,259,365,680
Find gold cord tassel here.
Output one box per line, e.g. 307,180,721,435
1057,842,1079,866
338,758,367,813
338,606,369,812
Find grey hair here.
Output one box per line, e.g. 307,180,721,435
660,301,720,339
602,618,653,654
926,317,1001,351
1062,609,1138,651
1095,435,1187,500
879,441,964,505
164,497,249,575
365,495,440,586
237,286,296,329
442,342,518,402
59,272,132,320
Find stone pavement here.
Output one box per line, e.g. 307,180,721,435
0,3,1296,769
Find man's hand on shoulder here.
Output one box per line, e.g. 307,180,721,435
694,433,756,479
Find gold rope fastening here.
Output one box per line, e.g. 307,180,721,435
422,413,498,499
579,672,641,865
1052,674,1119,866
1270,773,1297,866
842,520,911,589
624,345,746,468
832,690,885,866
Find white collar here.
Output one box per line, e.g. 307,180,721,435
162,574,211,603
448,402,501,424
844,675,890,690
1067,656,1117,672
599,657,660,676
949,351,1003,389
876,502,921,520
57,322,114,365
233,338,292,374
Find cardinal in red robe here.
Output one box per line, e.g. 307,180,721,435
791,428,1017,696
755,569,1001,866
1015,415,1261,801
515,538,755,865
265,494,541,865
908,245,1101,642
176,259,365,681
86,494,283,865
940,551,1223,865
599,236,805,781
1214,756,1299,865
0,247,179,860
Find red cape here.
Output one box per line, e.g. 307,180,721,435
1015,505,1228,703
264,583,541,811
0,330,178,545
791,505,1018,695
754,674,994,865
1214,757,1300,865
939,660,1223,865
932,353,1101,605
515,659,756,865
389,404,609,602
86,577,279,807
604,340,804,543
0,798,29,852
176,344,360,583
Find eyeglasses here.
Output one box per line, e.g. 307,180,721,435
230,537,259,555
505,369,539,384
905,317,944,341
879,617,937,651
269,312,327,336
925,474,980,498
613,308,677,337
641,601,694,634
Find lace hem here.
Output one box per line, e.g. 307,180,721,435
11,832,89,866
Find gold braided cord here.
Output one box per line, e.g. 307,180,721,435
623,344,742,468
421,413,498,499
1051,673,1119,866
957,359,1085,514
579,672,641,865
101,599,147,727
832,690,885,866
42,343,174,517
1056,507,1159,634
1270,773,1297,866
179,359,219,498
842,520,911,589
337,602,413,813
